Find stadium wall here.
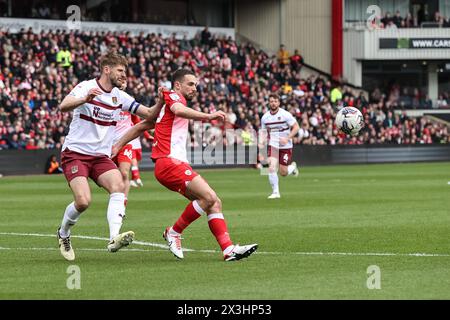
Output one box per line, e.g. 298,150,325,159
1,145,450,176
0,17,235,39
235,0,332,74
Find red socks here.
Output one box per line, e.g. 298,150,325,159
207,213,233,251
172,201,234,253
172,200,205,234
131,166,140,180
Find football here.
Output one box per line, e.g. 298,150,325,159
335,107,364,136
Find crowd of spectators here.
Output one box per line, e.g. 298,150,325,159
0,27,449,151
369,10,450,29
371,84,450,110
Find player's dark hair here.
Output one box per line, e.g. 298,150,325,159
172,68,195,85
268,93,280,101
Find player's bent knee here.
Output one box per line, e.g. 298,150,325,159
280,170,288,177
111,180,125,193
120,170,128,182
210,197,222,212
75,196,90,212
203,191,218,209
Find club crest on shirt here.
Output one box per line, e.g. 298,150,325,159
185,169,192,176
169,93,181,101
278,117,281,120
71,166,78,174
112,97,118,104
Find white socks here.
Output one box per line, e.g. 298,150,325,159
60,202,81,238
268,172,279,194
107,193,126,240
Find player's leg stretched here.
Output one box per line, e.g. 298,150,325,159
58,176,91,261
97,169,134,252
164,176,258,261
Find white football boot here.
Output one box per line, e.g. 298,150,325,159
129,180,138,188
107,231,135,252
291,161,299,177
224,244,258,261
162,227,184,259
267,192,281,199
57,228,75,261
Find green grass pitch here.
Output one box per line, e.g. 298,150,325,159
0,162,449,299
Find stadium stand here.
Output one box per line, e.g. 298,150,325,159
0,28,449,151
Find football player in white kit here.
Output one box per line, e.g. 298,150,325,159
56,51,163,260
261,93,300,199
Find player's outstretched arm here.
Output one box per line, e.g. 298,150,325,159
170,103,226,122
133,87,167,121
59,88,103,113
111,118,155,158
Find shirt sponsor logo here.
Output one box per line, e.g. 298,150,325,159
93,106,100,117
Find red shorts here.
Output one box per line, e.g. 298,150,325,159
154,157,199,197
268,146,293,166
132,148,142,161
61,149,118,183
113,144,133,165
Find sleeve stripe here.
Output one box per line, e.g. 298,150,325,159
128,101,136,112
131,103,140,114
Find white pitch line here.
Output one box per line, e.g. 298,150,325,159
0,247,166,253
0,232,449,258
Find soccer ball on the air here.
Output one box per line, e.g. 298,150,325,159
335,107,364,136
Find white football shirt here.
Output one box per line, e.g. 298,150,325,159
261,108,297,149
62,79,141,157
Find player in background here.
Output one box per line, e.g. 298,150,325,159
260,93,300,199
129,114,150,188
57,51,163,261
112,68,258,262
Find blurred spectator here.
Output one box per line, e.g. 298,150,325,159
330,84,343,104
437,95,448,108
200,27,211,46
290,49,303,72
45,154,63,174
56,44,72,68
277,44,289,68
